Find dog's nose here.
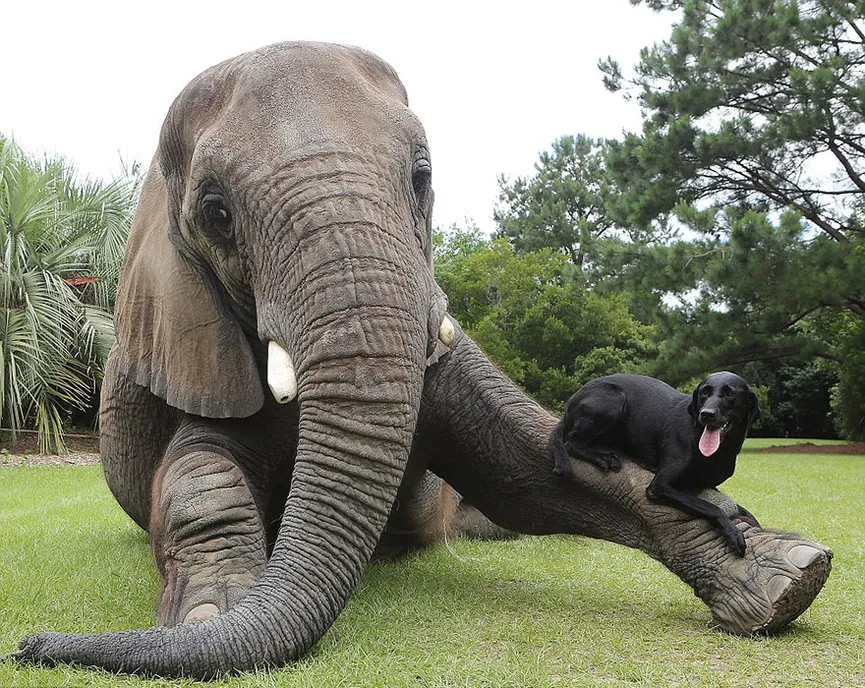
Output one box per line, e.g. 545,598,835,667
699,409,719,425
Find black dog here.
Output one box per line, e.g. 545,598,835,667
550,372,761,555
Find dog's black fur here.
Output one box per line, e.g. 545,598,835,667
550,372,761,555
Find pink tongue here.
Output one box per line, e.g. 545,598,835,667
699,426,721,456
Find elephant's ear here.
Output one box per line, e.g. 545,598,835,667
114,162,264,418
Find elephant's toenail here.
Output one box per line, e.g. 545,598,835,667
183,603,220,624
787,545,822,569
767,574,793,604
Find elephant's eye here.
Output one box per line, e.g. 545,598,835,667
201,193,233,237
412,160,432,211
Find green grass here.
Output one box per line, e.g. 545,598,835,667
1,447,863,687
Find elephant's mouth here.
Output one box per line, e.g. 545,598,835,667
264,315,455,405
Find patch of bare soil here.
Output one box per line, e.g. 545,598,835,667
753,441,865,455
0,430,100,467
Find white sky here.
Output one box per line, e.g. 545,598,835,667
1,1,675,234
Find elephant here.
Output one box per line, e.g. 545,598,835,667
8,41,832,679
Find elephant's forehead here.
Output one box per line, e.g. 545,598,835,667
236,42,407,102
197,45,422,156
225,43,410,124
228,81,410,145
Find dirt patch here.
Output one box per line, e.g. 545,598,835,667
0,430,100,467
753,441,865,455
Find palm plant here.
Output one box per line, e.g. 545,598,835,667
0,136,138,452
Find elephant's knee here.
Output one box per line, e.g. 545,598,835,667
150,451,266,626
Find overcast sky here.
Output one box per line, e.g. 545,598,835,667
1,1,676,234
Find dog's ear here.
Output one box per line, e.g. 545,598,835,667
747,390,762,427
688,384,701,425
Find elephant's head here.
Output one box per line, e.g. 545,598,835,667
117,41,447,418
19,42,450,677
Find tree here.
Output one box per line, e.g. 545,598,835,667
742,358,838,438
0,137,138,452
433,222,488,274
494,135,629,268
435,227,655,412
599,0,865,438
603,0,865,247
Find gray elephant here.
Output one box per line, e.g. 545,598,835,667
9,42,831,679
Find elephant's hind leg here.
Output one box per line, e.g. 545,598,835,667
149,450,266,627
378,471,514,558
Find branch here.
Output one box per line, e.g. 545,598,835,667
795,195,851,244
776,306,824,332
833,132,865,157
724,346,843,366
824,109,865,193
844,298,865,318
827,138,865,192
842,12,865,44
727,160,852,243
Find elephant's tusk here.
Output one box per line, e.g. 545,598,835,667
267,341,298,404
438,316,455,348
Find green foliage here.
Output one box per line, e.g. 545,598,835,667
607,209,862,379
605,0,865,244
829,311,865,439
435,228,654,412
0,137,137,452
741,360,838,438
432,222,488,273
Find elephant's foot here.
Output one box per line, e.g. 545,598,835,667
687,525,832,635
150,450,267,627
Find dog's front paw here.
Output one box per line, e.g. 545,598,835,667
723,523,747,557
602,452,622,471
591,451,621,472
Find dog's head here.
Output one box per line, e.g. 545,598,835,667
687,371,761,456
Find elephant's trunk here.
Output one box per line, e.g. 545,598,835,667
15,226,432,678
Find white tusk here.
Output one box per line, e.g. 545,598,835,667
438,316,455,348
267,340,297,404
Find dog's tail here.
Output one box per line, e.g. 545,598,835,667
549,419,573,477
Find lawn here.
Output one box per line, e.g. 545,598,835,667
0,446,863,687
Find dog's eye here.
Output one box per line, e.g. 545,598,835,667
723,386,736,397
701,386,712,398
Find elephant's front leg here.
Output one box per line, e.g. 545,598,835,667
421,327,832,635
668,488,832,634
149,448,267,627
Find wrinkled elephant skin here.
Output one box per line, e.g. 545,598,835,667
7,42,832,679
